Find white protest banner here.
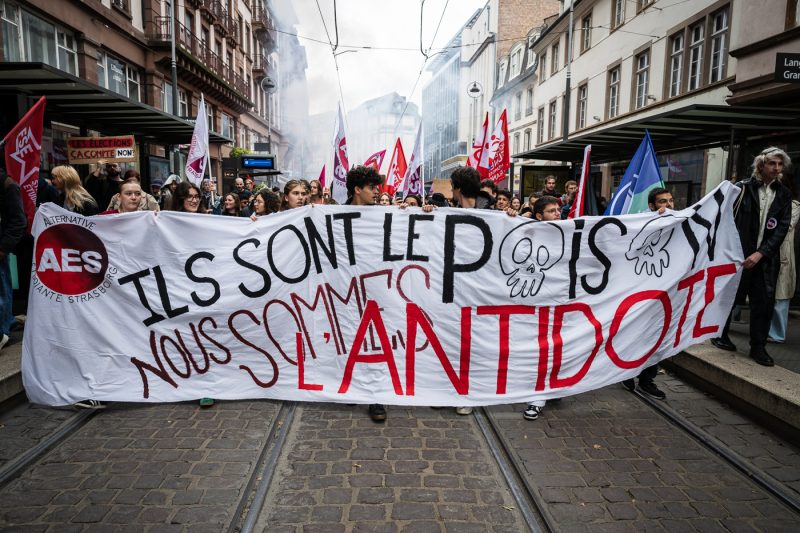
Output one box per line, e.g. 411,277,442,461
23,182,743,407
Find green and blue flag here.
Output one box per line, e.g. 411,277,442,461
605,130,665,215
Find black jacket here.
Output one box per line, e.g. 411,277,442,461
733,177,792,299
1,177,27,255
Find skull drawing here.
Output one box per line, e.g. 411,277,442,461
498,221,565,298
625,218,674,277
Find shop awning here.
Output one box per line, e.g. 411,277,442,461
0,62,232,144
517,104,800,163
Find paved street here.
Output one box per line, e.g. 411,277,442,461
2,369,798,532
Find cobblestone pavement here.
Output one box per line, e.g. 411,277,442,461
256,403,527,533
487,371,800,532
0,400,280,532
1,369,799,531
0,402,74,468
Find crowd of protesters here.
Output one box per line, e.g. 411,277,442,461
2,145,795,418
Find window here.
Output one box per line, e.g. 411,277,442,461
539,51,547,83
537,107,544,144
548,100,557,139
206,102,216,133
577,84,588,129
526,34,538,69
498,61,508,88
510,45,522,77
56,30,77,74
524,129,531,151
127,69,141,102
161,82,174,114
97,51,141,101
688,23,704,91
513,132,520,155
2,2,21,61
709,8,729,83
634,50,650,109
221,112,234,140
179,89,188,117
668,32,684,97
185,11,194,33
526,87,533,116
551,42,559,74
1,3,77,74
612,0,625,28
666,6,732,97
581,14,592,53
515,92,522,121
607,67,620,119
637,0,654,13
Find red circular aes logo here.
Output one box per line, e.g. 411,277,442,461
35,224,108,295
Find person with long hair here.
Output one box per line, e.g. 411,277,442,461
309,179,324,205
378,192,392,206
219,192,241,217
50,165,99,215
281,179,307,210
170,181,203,213
249,188,281,220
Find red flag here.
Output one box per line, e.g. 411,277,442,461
479,109,510,184
318,165,326,188
467,112,488,177
568,145,592,219
4,96,46,231
363,149,387,172
383,138,407,196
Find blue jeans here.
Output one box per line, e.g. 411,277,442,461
0,255,13,336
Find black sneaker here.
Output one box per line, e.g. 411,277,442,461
368,403,387,422
637,381,666,400
622,379,635,392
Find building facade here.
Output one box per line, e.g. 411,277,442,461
0,0,307,190
346,92,420,174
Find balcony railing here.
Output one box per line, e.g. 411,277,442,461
148,18,249,99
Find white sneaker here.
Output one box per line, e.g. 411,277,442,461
455,406,473,415
523,403,542,420
74,399,106,409
0,334,8,352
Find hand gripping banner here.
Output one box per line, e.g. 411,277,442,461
23,182,743,406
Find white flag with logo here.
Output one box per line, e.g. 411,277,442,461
402,123,424,197
185,94,209,185
331,103,349,205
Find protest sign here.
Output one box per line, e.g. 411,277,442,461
23,182,743,406
67,135,137,164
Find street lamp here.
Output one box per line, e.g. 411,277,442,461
466,82,483,148
436,122,445,181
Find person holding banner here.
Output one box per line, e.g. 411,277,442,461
249,188,281,220
0,167,26,352
281,180,308,211
170,181,203,214
106,170,160,212
378,192,392,206
346,165,386,421
712,147,793,366
621,188,675,400
523,195,564,420
51,165,99,216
